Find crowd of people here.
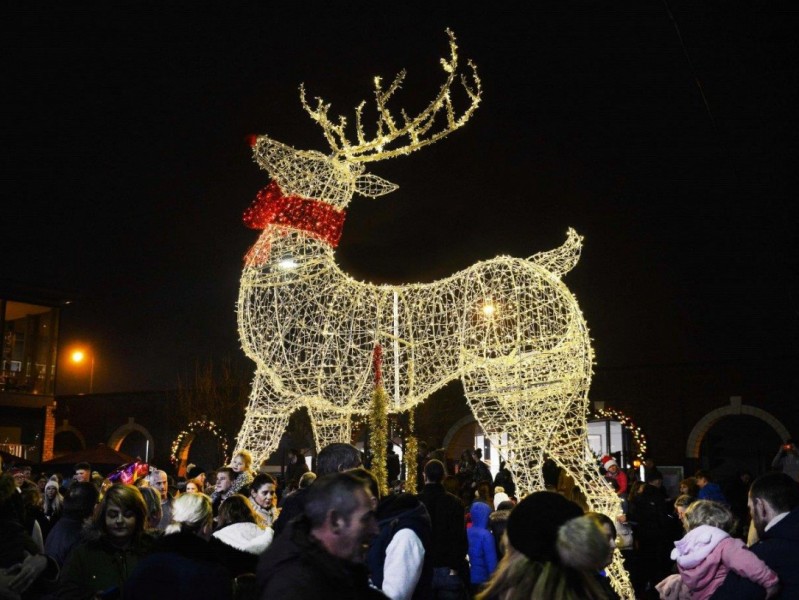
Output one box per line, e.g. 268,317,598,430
0,439,797,599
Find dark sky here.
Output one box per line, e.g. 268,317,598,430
3,4,798,394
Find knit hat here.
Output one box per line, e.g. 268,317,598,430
507,491,583,562
601,455,618,471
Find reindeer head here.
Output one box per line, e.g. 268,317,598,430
252,29,482,210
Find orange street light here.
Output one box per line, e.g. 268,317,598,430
70,348,95,394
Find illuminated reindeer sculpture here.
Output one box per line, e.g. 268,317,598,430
236,33,631,594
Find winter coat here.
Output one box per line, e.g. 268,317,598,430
467,501,497,585
416,483,469,575
44,515,86,567
367,493,433,600
711,507,799,599
211,521,274,575
56,533,154,599
257,516,387,600
273,485,309,537
671,525,777,600
698,482,728,504
124,529,232,599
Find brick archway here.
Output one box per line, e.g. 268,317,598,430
54,419,86,450
107,418,155,462
686,396,789,459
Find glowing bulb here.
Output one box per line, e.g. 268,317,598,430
482,303,496,316
71,350,85,364
278,257,298,270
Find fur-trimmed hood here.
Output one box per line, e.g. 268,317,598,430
213,522,273,555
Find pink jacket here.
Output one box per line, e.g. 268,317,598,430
671,525,778,600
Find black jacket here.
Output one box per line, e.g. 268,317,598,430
416,483,469,579
257,516,386,600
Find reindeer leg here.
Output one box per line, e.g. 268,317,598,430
306,407,352,452
542,398,635,599
235,371,292,467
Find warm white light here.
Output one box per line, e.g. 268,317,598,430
235,30,632,598
277,257,298,270
71,350,85,364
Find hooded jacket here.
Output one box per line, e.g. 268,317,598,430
467,501,497,584
367,492,433,600
671,525,777,600
211,521,274,576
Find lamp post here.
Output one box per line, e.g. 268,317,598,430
70,349,95,394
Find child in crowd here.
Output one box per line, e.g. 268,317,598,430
656,500,779,600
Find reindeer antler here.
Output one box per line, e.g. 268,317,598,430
300,29,481,163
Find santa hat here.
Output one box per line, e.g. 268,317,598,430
601,455,618,470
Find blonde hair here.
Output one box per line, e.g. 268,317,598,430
234,450,253,471
556,515,609,571
683,500,736,533
165,492,213,535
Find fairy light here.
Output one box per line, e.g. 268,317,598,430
171,420,230,467
234,30,632,598
593,407,649,463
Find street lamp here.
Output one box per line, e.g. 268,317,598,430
70,349,95,394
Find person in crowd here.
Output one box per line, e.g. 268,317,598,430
489,500,513,560
257,471,383,598
149,468,173,529
416,441,430,493
57,484,154,599
493,461,516,499
471,449,492,488
711,471,799,599
124,491,232,599
468,499,498,594
284,448,310,490
416,459,470,598
656,500,778,600
386,442,401,487
627,468,672,597
455,449,474,490
586,512,621,599
139,486,164,530
726,470,754,537
186,464,209,492
212,494,274,576
185,478,203,494
229,449,256,496
771,439,799,482
367,470,433,600
249,472,280,527
492,486,509,510
273,442,363,536
695,469,728,504
73,462,92,485
476,491,609,600
0,472,59,597
679,477,700,497
672,493,696,533
643,455,663,483
43,479,64,532
19,481,46,550
211,467,236,516
44,482,100,568
601,455,628,496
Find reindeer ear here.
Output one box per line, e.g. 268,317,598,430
355,173,399,198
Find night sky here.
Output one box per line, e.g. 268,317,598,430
4,4,798,394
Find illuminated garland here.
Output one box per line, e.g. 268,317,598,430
404,408,418,495
171,420,230,466
592,407,648,462
233,30,633,597
369,385,389,498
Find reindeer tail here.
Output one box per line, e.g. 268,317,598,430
528,228,583,278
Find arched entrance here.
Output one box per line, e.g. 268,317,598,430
171,420,230,477
53,420,85,457
108,418,155,463
687,397,788,479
